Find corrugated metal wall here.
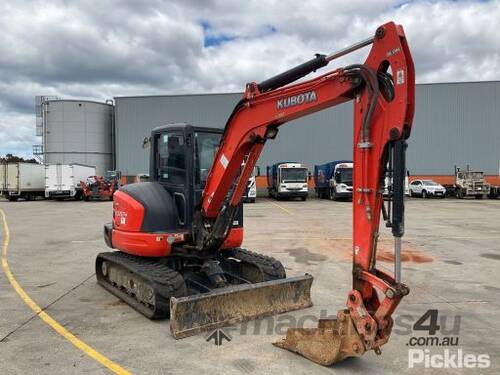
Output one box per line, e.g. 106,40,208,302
410,82,500,175
115,81,500,176
115,94,241,176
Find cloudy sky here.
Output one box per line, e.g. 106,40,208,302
1,0,499,157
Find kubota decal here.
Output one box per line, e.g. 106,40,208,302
277,91,317,110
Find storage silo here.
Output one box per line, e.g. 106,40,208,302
39,99,114,175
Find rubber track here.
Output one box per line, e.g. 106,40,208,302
224,248,286,280
96,251,187,319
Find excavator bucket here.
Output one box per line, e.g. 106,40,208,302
170,274,313,339
273,309,366,365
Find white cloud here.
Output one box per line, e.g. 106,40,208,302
0,0,499,156
0,111,38,158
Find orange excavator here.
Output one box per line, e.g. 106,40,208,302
97,21,414,365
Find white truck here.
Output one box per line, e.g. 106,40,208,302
2,162,45,201
314,160,353,200
267,162,309,201
384,171,410,197
45,164,96,200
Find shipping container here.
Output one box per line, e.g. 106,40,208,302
45,164,96,200
3,162,45,201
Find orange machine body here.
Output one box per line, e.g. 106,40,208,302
106,190,243,257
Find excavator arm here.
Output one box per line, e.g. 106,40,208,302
193,21,415,364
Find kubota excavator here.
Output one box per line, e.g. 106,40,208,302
97,21,414,365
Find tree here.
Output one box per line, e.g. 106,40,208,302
0,154,39,164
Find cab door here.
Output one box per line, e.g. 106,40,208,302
193,130,222,208
155,131,190,229
192,129,244,229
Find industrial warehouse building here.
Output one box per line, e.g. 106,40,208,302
34,81,500,179
113,81,500,178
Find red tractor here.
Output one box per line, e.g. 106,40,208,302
81,173,119,201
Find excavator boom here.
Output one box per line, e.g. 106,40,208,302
190,21,415,364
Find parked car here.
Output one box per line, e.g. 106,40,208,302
409,179,446,198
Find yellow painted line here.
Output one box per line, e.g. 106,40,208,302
0,209,132,375
268,201,294,215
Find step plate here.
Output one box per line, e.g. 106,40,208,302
170,274,313,339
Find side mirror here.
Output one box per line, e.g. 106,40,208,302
142,136,151,149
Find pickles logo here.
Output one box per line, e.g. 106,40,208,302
403,310,491,369
409,349,490,369
277,91,317,110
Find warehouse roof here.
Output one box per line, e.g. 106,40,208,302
113,80,500,100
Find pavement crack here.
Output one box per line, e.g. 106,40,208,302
0,272,95,343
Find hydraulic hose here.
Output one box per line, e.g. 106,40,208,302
344,64,380,144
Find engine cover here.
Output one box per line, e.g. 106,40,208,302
110,182,182,256
114,182,179,232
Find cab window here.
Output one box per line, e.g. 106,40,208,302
157,133,185,185
194,131,221,188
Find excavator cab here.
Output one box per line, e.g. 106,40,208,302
103,124,244,254
148,123,243,232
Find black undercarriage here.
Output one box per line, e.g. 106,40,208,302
95,248,286,319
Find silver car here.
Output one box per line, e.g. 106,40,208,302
409,179,446,198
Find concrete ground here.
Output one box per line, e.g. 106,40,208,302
0,196,499,374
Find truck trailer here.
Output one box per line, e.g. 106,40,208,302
314,160,353,200
2,162,45,201
45,164,96,200
0,163,6,196
267,162,308,200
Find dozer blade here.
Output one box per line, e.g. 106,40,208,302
273,309,366,366
170,274,313,339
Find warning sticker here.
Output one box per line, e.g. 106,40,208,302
220,154,229,169
396,69,405,85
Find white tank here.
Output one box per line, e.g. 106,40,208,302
41,100,113,175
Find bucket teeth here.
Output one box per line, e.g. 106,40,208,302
273,310,365,366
